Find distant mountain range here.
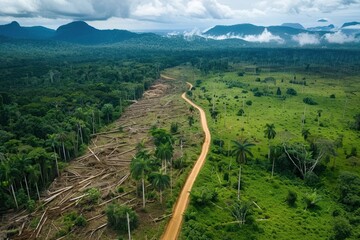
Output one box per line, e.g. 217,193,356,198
0,20,359,47
200,22,360,46
0,21,155,44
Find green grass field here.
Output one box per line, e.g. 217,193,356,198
165,65,360,240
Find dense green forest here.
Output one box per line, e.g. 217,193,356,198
0,55,161,211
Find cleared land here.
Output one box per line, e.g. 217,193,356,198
0,75,203,239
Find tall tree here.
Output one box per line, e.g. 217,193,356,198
130,154,152,208
149,172,170,203
232,139,255,200
155,142,174,173
101,103,114,123
47,134,60,176
264,123,277,178
231,139,255,164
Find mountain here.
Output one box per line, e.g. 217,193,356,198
53,21,154,45
341,22,360,28
0,21,55,39
204,24,264,36
307,24,335,32
281,23,305,30
203,24,309,43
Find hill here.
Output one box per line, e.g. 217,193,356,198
0,21,55,39
54,21,154,45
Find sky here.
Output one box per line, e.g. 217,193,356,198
0,0,359,31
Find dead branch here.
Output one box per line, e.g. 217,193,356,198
18,222,25,236
69,194,88,202
87,214,106,222
153,213,172,223
88,147,101,162
90,223,107,238
36,216,47,238
252,201,262,210
79,181,93,192
78,170,105,185
35,210,47,230
61,201,76,211
98,190,132,206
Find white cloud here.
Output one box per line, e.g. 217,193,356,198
242,28,284,43
323,31,358,43
260,0,360,14
292,33,320,46
204,28,284,43
0,0,359,30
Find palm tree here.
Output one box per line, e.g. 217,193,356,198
57,132,68,161
264,123,277,178
101,103,114,123
48,134,60,176
232,139,255,200
149,172,170,203
155,142,173,173
231,139,255,164
0,158,18,208
26,164,41,200
302,128,310,141
130,155,152,208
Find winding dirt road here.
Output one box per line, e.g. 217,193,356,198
161,82,211,240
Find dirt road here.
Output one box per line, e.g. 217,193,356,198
161,82,211,240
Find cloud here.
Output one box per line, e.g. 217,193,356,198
242,28,284,43
204,28,284,43
323,31,358,43
258,0,360,14
0,0,235,22
292,33,320,46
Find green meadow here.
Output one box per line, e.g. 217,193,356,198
169,65,360,240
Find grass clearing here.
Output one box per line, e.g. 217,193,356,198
172,64,360,239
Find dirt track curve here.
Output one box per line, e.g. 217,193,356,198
161,82,211,240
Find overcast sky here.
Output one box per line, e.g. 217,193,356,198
0,0,359,31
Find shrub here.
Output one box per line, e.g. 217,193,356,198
286,190,297,206
304,172,321,187
106,204,138,233
303,97,318,105
246,100,252,106
84,188,101,204
58,211,87,237
351,113,360,131
303,190,321,209
26,199,36,212
170,122,179,134
191,187,218,207
254,92,263,97
237,109,245,116
332,217,352,240
213,139,225,147
276,87,282,96
286,88,297,96
338,172,360,211
330,94,336,98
